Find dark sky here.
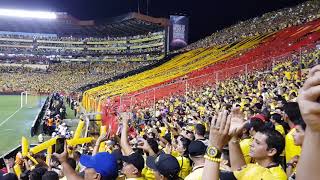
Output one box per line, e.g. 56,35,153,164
0,0,308,43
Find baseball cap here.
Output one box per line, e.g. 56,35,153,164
80,152,118,178
146,153,180,178
188,140,207,157
251,114,267,122
121,152,145,171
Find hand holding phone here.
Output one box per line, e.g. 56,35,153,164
55,138,66,154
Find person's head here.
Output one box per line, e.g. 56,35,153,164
121,152,145,178
146,153,180,180
147,138,160,155
42,171,59,180
3,173,18,180
30,167,47,180
176,136,191,156
250,128,285,163
270,113,282,125
248,119,265,136
194,124,206,137
293,117,306,146
80,152,118,180
188,140,206,164
283,102,302,127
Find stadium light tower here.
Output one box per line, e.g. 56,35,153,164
0,8,57,19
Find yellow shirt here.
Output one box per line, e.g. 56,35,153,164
234,164,287,180
142,167,155,180
126,177,146,180
159,127,167,137
198,106,205,116
275,125,285,136
175,156,192,179
285,129,301,163
284,71,291,80
184,166,203,180
240,138,253,164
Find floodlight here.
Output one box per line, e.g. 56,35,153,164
0,8,57,19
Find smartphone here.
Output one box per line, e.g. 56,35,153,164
55,138,66,154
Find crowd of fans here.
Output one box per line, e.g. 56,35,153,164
183,0,320,51
1,55,320,180
2,1,320,179
0,31,165,60
0,61,152,94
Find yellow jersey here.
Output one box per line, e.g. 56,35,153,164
234,164,287,180
240,138,253,164
285,129,301,163
142,167,155,180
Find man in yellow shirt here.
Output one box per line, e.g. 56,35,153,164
229,128,287,180
185,140,206,180
283,102,302,163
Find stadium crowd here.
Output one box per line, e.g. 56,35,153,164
1,53,320,180
0,31,165,58
2,1,320,179
183,0,320,51
0,61,152,94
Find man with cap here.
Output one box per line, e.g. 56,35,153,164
54,142,118,180
184,140,206,180
120,115,145,180
146,153,181,180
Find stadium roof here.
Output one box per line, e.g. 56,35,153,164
0,11,169,37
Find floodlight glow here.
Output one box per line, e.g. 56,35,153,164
0,8,57,19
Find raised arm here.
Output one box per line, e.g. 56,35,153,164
296,65,320,180
120,115,134,155
53,142,83,180
203,110,231,180
228,107,247,171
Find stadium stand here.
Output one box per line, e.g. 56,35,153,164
2,1,320,180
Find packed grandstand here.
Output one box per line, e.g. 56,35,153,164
1,1,320,180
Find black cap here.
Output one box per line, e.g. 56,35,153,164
122,152,145,171
188,140,207,157
146,153,180,178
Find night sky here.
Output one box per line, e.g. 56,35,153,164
0,0,308,43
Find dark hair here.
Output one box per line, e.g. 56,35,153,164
283,102,302,122
259,128,285,162
271,113,282,124
66,158,77,170
293,117,306,131
42,171,59,180
249,119,265,132
179,137,191,157
195,124,206,136
30,167,47,180
3,173,18,180
147,138,159,154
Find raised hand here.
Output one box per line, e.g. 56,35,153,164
228,107,247,137
209,110,232,150
297,65,320,132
